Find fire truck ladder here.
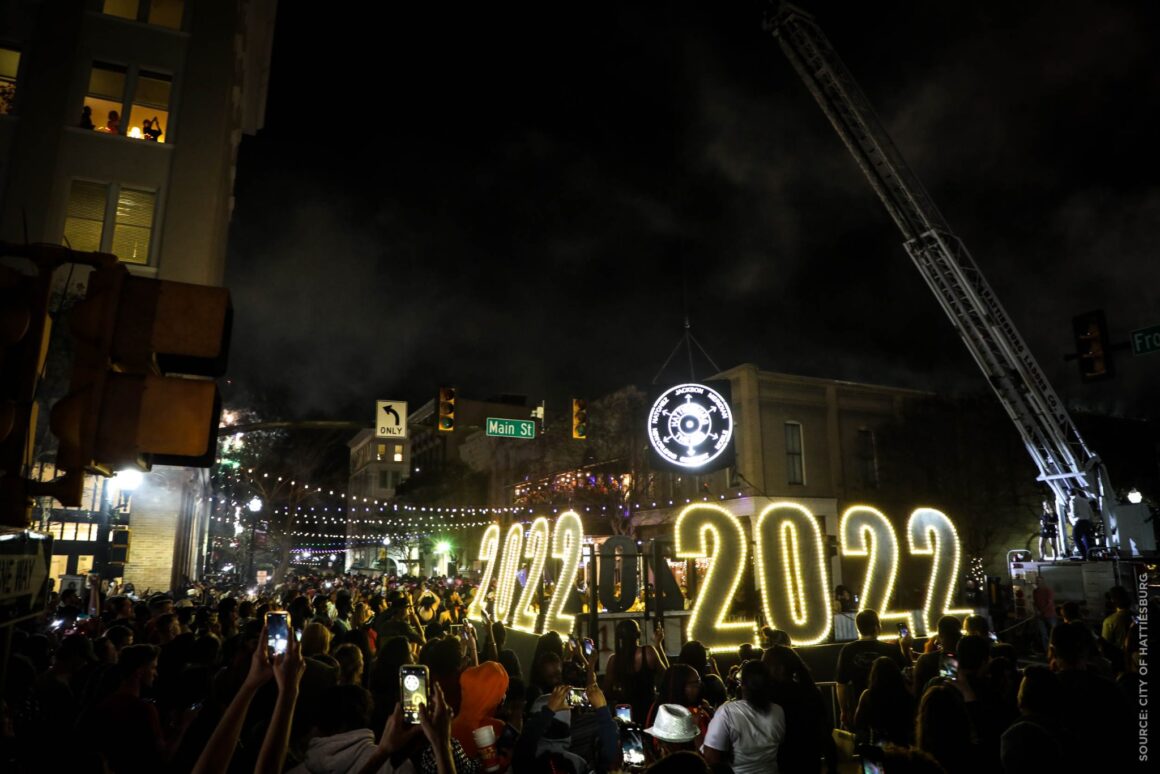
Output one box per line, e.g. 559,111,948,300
768,3,1108,552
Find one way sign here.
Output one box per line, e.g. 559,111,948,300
375,400,408,439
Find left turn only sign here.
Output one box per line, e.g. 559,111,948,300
375,400,408,439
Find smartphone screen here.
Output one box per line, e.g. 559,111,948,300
615,704,632,722
566,686,590,708
266,612,289,657
583,638,595,657
450,623,463,637
939,654,958,680
621,729,645,766
896,622,909,638
401,664,429,724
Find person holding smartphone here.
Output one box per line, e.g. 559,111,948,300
833,610,908,729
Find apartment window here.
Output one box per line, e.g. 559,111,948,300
83,62,171,142
393,444,404,463
0,47,19,114
376,443,386,461
76,555,95,576
102,0,185,31
857,428,879,489
63,180,156,264
785,422,805,485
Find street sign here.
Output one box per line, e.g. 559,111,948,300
1130,325,1160,356
0,529,51,623
485,417,536,439
375,400,408,438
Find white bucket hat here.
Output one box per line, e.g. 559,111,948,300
644,703,698,743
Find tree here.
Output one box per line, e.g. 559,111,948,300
875,394,1043,577
212,408,349,583
508,385,662,536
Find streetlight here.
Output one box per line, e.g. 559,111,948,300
1127,488,1143,504
246,496,262,585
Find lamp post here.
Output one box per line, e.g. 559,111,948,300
96,469,142,579
246,496,262,585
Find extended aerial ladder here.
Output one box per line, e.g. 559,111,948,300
767,4,1115,556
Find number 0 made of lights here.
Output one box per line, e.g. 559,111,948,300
493,524,525,625
755,503,833,646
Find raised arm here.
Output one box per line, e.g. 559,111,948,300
652,622,670,669
419,683,457,774
254,625,306,774
192,625,273,774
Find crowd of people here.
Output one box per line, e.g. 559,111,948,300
0,572,1149,773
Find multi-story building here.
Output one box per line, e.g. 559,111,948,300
0,0,276,591
344,428,410,573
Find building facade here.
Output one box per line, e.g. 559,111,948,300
1,0,276,591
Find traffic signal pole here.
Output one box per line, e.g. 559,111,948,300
2,243,233,527
1,243,116,528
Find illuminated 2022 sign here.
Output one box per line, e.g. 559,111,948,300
465,503,968,647
465,512,584,637
647,383,734,469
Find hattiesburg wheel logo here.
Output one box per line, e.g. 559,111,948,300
648,383,734,469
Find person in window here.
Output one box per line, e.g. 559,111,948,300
142,116,162,141
80,105,95,130
105,109,120,134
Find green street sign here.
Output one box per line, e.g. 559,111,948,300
485,417,536,439
1131,325,1160,356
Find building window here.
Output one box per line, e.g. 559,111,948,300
376,443,386,461
83,62,171,141
63,180,156,264
102,0,185,31
785,422,805,485
76,555,95,576
49,521,97,541
0,47,19,114
49,554,69,582
85,62,127,133
857,428,879,489
393,444,404,463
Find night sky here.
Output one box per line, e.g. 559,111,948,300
225,1,1159,423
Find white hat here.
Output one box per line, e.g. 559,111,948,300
644,704,698,743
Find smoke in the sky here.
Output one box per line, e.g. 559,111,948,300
225,1,1158,421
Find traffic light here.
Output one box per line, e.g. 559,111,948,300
49,264,231,503
437,387,456,432
0,265,51,457
1,246,67,526
1072,310,1114,382
572,398,588,439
